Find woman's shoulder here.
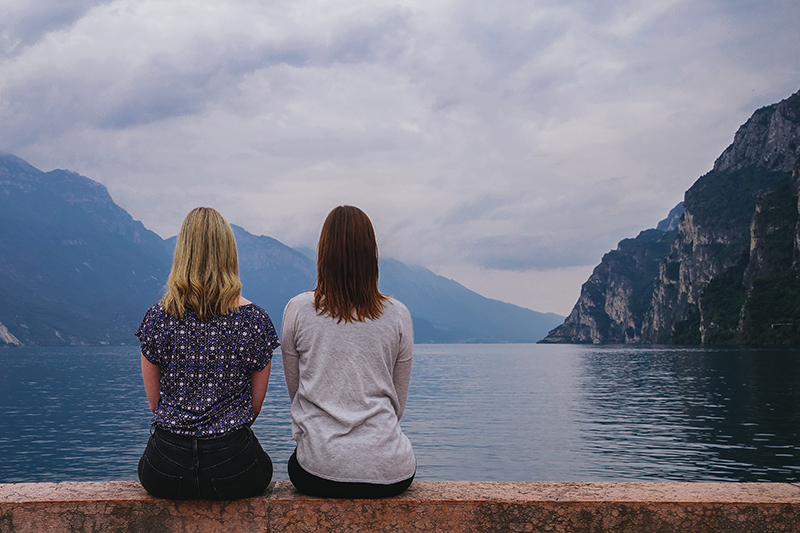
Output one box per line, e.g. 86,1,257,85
235,301,272,322
142,301,170,322
384,295,408,310
285,291,315,312
233,303,280,342
136,302,174,340
383,296,411,319
290,291,315,303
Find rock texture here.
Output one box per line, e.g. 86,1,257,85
540,229,675,344
3,480,800,533
544,88,800,345
0,481,266,533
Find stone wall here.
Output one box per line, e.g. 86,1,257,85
2,480,800,532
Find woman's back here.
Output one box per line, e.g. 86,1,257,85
282,291,415,483
136,207,277,500
137,301,278,436
282,205,416,498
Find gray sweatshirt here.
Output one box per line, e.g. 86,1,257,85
281,291,416,484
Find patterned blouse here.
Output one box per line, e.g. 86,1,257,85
136,302,279,437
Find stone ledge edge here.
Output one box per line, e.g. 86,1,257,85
3,480,800,504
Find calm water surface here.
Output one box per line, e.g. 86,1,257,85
1,344,798,483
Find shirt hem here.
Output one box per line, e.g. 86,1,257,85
297,454,417,485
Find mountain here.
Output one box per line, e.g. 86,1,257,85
378,258,563,343
542,88,800,345
0,154,561,345
165,226,317,333
0,154,170,346
289,248,562,342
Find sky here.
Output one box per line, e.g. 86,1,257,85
1,0,799,316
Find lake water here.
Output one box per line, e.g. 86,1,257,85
1,344,798,483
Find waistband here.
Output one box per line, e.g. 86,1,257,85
153,425,252,451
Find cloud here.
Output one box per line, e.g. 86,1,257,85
2,0,800,313
0,0,113,59
255,134,395,161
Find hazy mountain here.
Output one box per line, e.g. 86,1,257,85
289,247,562,342
0,153,170,346
0,154,561,345
379,258,563,343
543,88,800,345
166,226,318,329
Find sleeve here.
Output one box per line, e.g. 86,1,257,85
281,297,301,402
396,303,414,363
242,306,280,372
135,305,169,366
392,303,414,419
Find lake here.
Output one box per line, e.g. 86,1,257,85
1,344,798,483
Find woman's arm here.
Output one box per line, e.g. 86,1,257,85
392,308,414,419
251,361,272,422
393,358,412,420
141,353,160,413
283,352,300,402
280,299,300,402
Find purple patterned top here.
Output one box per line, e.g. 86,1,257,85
135,302,279,437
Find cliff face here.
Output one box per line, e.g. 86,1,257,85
713,94,800,173
735,170,800,344
541,229,675,344
543,88,800,345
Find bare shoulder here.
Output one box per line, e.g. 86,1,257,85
238,296,252,306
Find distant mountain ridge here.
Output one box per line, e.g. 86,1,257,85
0,154,170,346
0,154,562,346
543,88,800,345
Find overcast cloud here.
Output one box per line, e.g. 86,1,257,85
2,0,799,314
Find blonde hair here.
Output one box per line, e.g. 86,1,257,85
162,207,242,320
314,205,387,322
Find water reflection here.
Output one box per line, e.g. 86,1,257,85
403,344,583,481
0,346,296,483
574,346,800,481
1,344,798,483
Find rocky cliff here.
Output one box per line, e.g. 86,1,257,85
543,88,800,345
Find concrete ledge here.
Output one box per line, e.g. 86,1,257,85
0,481,265,533
3,481,800,532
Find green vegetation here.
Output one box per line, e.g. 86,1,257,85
671,306,701,344
699,253,748,344
675,166,800,345
740,272,800,344
737,180,800,345
685,166,792,234
611,229,677,321
694,179,800,345
748,180,798,273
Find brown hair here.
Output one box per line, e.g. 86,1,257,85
314,205,387,322
162,207,242,320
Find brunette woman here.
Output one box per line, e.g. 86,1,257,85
136,207,278,500
281,205,416,498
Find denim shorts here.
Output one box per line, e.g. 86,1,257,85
138,425,273,500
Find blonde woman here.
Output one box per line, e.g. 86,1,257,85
281,205,416,498
136,207,278,500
